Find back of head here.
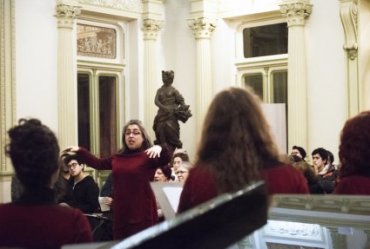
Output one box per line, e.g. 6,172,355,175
326,150,334,164
197,87,279,192
160,164,173,180
339,111,370,176
6,118,60,189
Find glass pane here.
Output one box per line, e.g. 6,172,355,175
243,23,288,58
244,73,263,100
272,70,287,104
77,73,91,150
99,76,117,158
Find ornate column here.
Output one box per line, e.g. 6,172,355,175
280,0,312,151
188,17,216,135
142,18,163,139
0,0,16,203
55,0,80,149
339,0,359,117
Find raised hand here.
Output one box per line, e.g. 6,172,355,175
145,145,162,158
61,146,79,157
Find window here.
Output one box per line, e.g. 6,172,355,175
76,17,125,186
77,72,119,158
243,23,288,58
243,69,287,106
236,20,288,152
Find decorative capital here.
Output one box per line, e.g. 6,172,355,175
340,0,358,60
142,18,163,40
56,2,81,28
187,17,216,39
280,0,312,27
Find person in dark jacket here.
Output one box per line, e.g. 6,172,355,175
60,154,100,214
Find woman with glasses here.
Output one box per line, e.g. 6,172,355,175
59,154,100,214
64,119,171,240
175,161,193,183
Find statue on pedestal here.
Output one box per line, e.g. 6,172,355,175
153,70,192,152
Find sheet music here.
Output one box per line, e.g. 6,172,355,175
150,182,183,220
98,197,111,212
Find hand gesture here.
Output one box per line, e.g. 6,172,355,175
61,146,79,157
145,145,162,158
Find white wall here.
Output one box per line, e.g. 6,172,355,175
211,18,236,93
15,0,59,133
358,0,370,110
306,0,346,162
161,0,197,160
11,0,359,166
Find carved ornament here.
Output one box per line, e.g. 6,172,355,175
264,220,323,240
142,18,163,40
280,0,312,27
56,3,81,28
56,3,81,19
187,17,216,39
340,0,358,60
77,0,142,12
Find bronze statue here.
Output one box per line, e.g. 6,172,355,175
153,70,192,152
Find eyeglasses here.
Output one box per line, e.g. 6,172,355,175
125,130,142,136
67,162,79,168
175,170,188,175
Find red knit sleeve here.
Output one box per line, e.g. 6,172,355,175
77,147,113,170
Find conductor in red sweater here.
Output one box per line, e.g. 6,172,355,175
65,119,171,240
0,118,92,248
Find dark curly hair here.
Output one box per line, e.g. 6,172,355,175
5,118,60,188
62,153,84,166
339,111,370,177
160,164,172,180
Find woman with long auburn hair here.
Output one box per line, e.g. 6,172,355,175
335,111,370,194
178,87,308,213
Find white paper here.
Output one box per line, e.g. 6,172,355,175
99,197,111,212
150,182,183,220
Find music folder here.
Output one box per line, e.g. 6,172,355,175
150,182,183,219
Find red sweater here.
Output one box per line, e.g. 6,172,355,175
178,163,309,213
78,148,170,239
261,164,310,195
0,188,92,248
334,175,370,195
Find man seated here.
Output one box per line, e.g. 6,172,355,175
60,154,100,213
311,147,337,193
